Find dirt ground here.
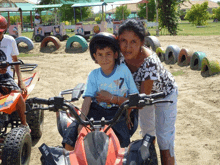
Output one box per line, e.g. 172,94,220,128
19,35,220,165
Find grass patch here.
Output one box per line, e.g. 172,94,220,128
172,70,185,76
19,53,42,57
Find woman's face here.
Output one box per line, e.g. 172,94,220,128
118,30,144,60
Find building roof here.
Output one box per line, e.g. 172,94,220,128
180,0,219,10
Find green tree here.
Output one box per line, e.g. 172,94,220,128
217,1,220,6
137,0,156,21
212,7,220,20
38,0,92,23
115,5,131,20
59,5,92,23
184,1,210,26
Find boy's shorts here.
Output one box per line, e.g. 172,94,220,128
0,73,20,95
62,102,136,148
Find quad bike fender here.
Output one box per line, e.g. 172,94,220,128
124,134,156,164
22,72,40,100
39,143,69,165
56,110,74,138
0,72,40,114
0,92,22,114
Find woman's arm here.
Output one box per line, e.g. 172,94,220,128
140,80,154,95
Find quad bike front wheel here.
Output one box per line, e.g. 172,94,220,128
2,127,32,165
144,143,158,165
27,104,44,141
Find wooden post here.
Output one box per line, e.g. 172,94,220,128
146,1,148,20
19,9,23,31
155,0,159,36
7,12,10,28
74,8,76,24
102,5,103,21
30,11,33,28
80,7,82,21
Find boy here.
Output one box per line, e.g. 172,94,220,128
63,32,139,151
0,15,29,128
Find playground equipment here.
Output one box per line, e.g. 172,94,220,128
34,23,69,42
8,24,22,38
66,35,88,52
40,36,61,50
71,2,107,41
75,21,107,40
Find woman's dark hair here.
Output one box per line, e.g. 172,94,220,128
118,19,145,42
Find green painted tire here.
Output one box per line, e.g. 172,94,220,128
165,45,180,64
178,48,194,67
190,51,207,70
201,57,220,77
66,35,88,52
156,47,165,62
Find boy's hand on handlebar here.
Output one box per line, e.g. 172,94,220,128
96,90,112,103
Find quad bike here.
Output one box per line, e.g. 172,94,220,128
26,83,173,165
0,60,44,165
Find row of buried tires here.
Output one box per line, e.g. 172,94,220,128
145,36,220,77
15,35,88,52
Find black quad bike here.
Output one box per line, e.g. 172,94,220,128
26,83,172,165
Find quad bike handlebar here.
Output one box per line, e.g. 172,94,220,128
26,88,173,132
0,61,22,68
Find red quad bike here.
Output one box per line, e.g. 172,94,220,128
26,83,172,165
0,60,44,165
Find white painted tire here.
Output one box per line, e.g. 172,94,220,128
165,45,180,64
16,36,34,50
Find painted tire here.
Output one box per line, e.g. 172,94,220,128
190,51,207,70
66,35,88,52
144,36,161,52
178,48,194,66
165,45,180,64
15,36,34,50
156,47,165,62
41,36,61,50
201,57,220,77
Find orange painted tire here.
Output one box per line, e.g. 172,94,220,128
178,48,193,66
40,36,61,50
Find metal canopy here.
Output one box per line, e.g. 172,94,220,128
0,7,20,11
33,4,63,9
71,2,107,8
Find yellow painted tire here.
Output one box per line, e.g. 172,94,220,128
201,57,220,77
156,47,165,62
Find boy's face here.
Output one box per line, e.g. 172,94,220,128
93,47,118,72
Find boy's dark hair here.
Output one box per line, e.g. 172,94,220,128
93,40,117,55
118,19,145,42
89,32,120,64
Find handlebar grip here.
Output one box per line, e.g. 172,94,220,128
148,92,166,99
9,62,22,66
32,98,49,105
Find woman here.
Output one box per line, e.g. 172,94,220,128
97,19,178,165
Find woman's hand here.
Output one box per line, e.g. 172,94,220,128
96,90,112,103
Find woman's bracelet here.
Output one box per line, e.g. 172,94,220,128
110,95,114,103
